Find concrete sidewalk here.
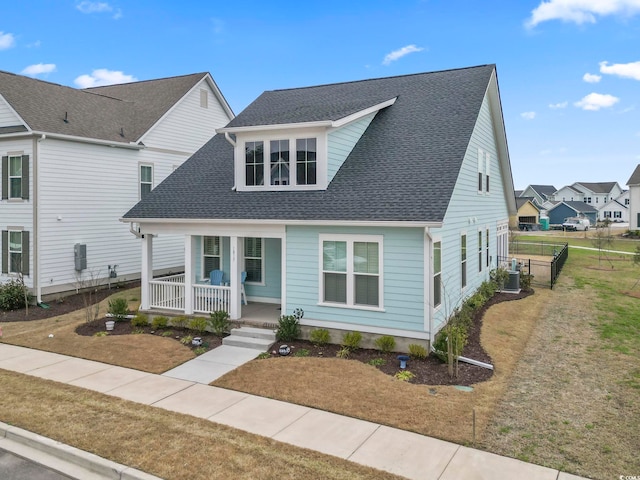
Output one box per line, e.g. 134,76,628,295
0,343,591,480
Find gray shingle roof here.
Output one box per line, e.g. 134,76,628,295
0,71,208,143
124,65,499,223
561,201,598,213
628,165,640,185
575,182,618,194
516,197,538,210
529,185,556,198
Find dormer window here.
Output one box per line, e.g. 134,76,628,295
270,140,290,185
245,141,264,186
296,138,316,185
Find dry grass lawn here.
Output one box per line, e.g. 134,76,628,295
214,291,547,446
0,369,402,480
1,288,194,373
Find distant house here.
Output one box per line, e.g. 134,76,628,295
572,182,623,207
552,185,583,203
0,70,234,300
599,197,628,222
510,197,540,229
548,201,598,226
123,64,516,346
627,165,640,230
519,185,556,207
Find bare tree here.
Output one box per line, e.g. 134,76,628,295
591,219,614,268
74,269,102,323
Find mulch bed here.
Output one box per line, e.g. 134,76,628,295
0,281,140,323
4,282,533,386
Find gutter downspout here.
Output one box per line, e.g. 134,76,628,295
129,222,142,238
34,134,46,303
224,132,238,191
424,226,434,346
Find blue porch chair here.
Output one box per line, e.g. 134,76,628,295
241,271,248,305
209,269,224,286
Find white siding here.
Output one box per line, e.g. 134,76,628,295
36,138,187,293
0,138,34,287
142,80,232,153
553,186,582,202
0,95,22,127
430,93,510,333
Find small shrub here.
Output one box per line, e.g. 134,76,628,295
0,279,29,310
465,292,486,312
194,346,207,355
309,328,330,347
432,324,468,363
374,335,396,353
478,279,497,300
520,273,533,291
408,343,428,360
209,310,231,337
171,315,189,329
293,348,310,357
93,331,109,337
131,313,148,328
132,328,145,335
180,335,193,345
367,358,386,367
151,316,169,330
394,370,415,382
336,347,351,358
341,331,362,351
256,352,271,359
276,314,301,342
189,317,208,334
161,330,174,337
108,297,129,321
490,267,510,290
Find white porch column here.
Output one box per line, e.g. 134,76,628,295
184,235,196,315
229,236,243,320
140,234,153,311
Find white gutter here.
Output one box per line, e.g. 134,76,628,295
120,217,443,228
129,222,142,238
0,131,144,150
224,131,236,147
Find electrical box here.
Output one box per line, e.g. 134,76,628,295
74,243,87,271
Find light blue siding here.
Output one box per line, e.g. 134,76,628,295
285,225,425,332
327,113,376,183
193,236,281,300
430,93,510,332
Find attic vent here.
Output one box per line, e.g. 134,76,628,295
200,89,208,109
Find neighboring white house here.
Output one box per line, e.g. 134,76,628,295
598,190,628,222
123,64,516,347
551,185,584,203
0,70,234,301
627,166,640,230
519,185,556,207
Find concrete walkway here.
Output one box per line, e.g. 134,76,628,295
0,343,591,480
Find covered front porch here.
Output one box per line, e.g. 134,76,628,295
138,223,285,321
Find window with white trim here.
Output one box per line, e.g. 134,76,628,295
433,241,441,308
477,149,490,194
2,229,28,275
478,231,482,272
321,235,382,308
614,211,622,219
140,165,153,200
244,237,263,283
477,149,484,193
9,155,22,199
2,154,29,201
202,236,221,279
486,228,490,268
9,230,22,274
604,211,612,218
244,137,317,188
485,153,490,193
461,234,467,289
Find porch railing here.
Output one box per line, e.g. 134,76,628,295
148,275,230,314
193,284,231,314
149,278,185,311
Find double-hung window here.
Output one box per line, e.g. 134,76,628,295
486,229,490,268
202,236,221,279
433,241,441,308
9,156,22,199
244,238,263,283
321,235,382,309
2,154,29,200
245,141,264,186
2,229,28,275
270,140,290,185
296,138,316,185
477,149,490,194
461,234,467,289
140,165,153,199
478,231,483,272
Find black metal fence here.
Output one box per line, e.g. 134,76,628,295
499,241,569,289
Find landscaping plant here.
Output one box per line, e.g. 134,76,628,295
341,331,363,351
408,343,428,360
151,316,169,330
0,278,29,311
188,317,208,334
374,335,396,353
108,297,129,322
276,314,301,342
209,310,231,337
309,328,330,346
131,313,148,328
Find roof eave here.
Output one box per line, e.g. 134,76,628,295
120,217,443,228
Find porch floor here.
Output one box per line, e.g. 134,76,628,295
239,302,281,327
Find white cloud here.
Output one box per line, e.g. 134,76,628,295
599,60,640,80
74,69,137,88
382,44,424,66
574,92,620,111
526,0,640,28
26,40,42,48
521,111,537,120
211,17,224,35
76,1,122,19
583,72,601,83
549,101,568,109
0,31,16,50
21,63,56,76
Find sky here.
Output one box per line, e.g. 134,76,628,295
1,0,639,191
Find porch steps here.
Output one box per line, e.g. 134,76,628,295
222,327,276,352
